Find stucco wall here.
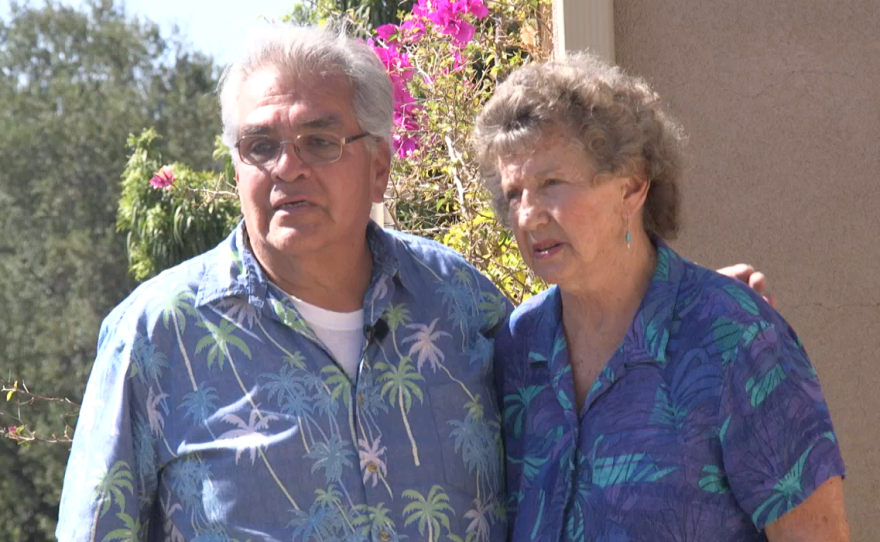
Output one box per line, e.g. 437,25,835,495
614,1,879,539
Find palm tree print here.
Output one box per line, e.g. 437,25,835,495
90,461,134,542
288,504,340,542
219,407,279,465
323,365,358,445
376,356,424,466
402,485,455,542
101,512,141,542
195,318,251,372
306,434,356,485
315,484,355,533
262,364,323,451
351,502,395,538
179,386,220,438
216,295,259,328
463,497,493,542
358,436,392,497
401,318,452,373
218,405,301,511
128,333,169,385
156,284,199,391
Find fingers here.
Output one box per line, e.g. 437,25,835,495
717,264,778,309
716,263,755,283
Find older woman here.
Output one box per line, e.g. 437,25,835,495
476,55,849,542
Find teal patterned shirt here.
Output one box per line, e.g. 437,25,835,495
495,241,845,542
57,222,512,542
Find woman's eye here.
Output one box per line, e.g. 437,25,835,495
505,189,522,202
544,178,563,187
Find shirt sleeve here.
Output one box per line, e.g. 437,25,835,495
718,320,845,531
56,309,159,542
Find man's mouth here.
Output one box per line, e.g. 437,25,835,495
278,201,311,210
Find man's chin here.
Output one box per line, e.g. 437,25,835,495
262,226,324,255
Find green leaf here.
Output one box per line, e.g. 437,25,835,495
723,285,761,316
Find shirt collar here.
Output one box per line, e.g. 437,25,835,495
526,238,685,367
622,238,685,365
194,220,405,310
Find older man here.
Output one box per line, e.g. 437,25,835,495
57,24,510,542
57,24,774,542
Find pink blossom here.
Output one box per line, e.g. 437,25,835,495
149,166,175,190
400,18,427,41
393,134,419,158
376,24,398,43
424,2,477,46
7,426,16,432
454,0,490,19
393,105,422,158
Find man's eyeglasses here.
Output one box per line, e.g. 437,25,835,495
237,132,371,167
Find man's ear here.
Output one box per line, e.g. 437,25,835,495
371,139,392,203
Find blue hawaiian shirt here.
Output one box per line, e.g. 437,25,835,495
57,221,512,542
495,241,845,542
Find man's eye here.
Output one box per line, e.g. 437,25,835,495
252,141,276,154
306,135,335,147
505,189,522,202
246,139,278,158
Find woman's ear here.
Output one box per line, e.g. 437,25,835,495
622,172,650,218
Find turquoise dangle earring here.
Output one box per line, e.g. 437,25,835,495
625,216,632,250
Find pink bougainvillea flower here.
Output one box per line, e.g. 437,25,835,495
453,0,490,19
392,105,422,158
376,24,398,43
149,166,175,190
447,20,476,46
394,133,419,158
400,18,427,41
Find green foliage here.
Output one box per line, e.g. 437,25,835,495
284,0,415,28
383,1,553,303
0,0,221,539
117,129,240,281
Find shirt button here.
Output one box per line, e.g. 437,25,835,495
379,530,391,542
368,462,378,473
358,393,365,404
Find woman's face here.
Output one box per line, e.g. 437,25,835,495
498,131,628,292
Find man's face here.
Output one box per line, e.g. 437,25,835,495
234,68,390,260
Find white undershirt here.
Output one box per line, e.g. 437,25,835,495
288,295,365,380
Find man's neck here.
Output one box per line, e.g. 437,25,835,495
249,233,374,313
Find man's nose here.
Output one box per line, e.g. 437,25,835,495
273,141,310,181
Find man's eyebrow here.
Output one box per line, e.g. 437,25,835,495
297,115,344,129
239,125,271,137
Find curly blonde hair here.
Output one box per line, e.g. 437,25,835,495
474,53,685,239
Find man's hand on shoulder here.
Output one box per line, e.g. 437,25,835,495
716,263,777,308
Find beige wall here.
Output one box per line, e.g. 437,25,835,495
613,1,880,539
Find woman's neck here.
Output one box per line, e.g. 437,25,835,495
560,231,658,408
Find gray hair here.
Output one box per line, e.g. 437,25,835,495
218,24,394,153
474,53,685,239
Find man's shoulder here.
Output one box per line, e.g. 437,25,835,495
100,247,220,337
384,229,500,291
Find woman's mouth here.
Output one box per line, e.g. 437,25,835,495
533,242,564,259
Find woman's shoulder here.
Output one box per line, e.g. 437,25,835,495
494,286,560,370
503,286,560,340
675,255,785,327
673,255,805,366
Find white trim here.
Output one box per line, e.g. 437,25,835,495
553,0,615,63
